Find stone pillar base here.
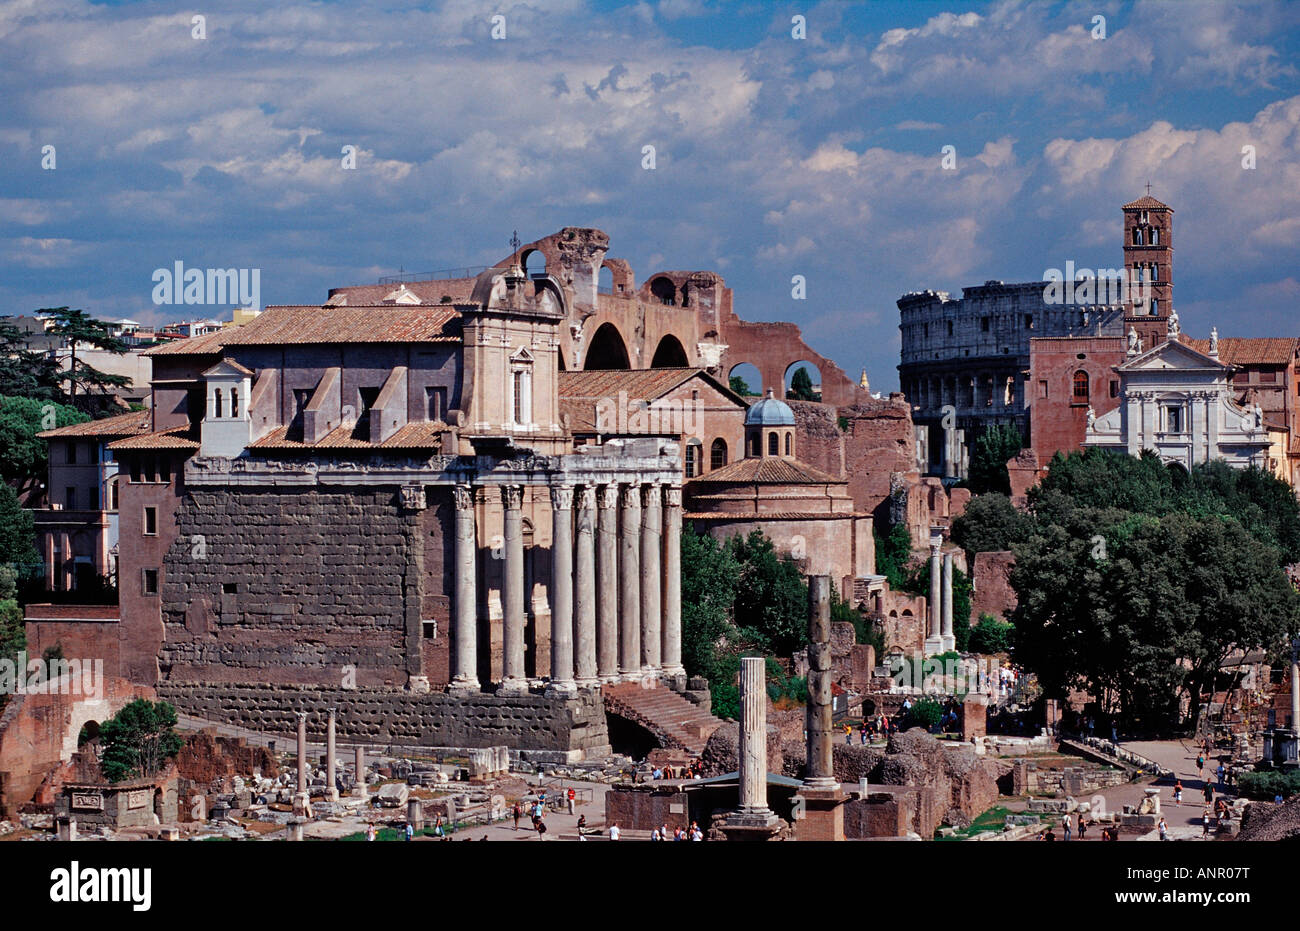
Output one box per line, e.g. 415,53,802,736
327,789,339,802
497,677,529,696
447,677,481,696
575,676,602,691
794,784,846,842
545,680,578,699
940,635,956,652
923,636,944,656
407,675,431,694
292,792,313,819
718,809,785,842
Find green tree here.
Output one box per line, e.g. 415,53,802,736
873,523,914,590
680,526,743,717
968,614,1014,654
787,366,818,402
903,697,944,731
966,423,1023,495
0,395,88,490
43,307,129,401
0,483,38,578
98,699,184,783
729,374,756,397
0,321,64,400
729,530,809,656
951,492,1035,555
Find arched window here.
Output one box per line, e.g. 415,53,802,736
710,438,728,470
1151,299,1160,316
784,432,792,456
1133,228,1144,245
1072,371,1089,400
231,388,239,417
1151,228,1160,245
684,440,702,477
213,388,223,419
768,432,779,456
748,432,761,458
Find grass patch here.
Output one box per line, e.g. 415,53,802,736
936,805,1030,841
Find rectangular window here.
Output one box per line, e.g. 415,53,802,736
142,568,159,596
422,620,437,640
1110,380,1119,399
67,442,77,465
425,386,447,422
88,486,99,510
1260,370,1278,383
65,487,76,509
130,460,141,483
947,321,953,336
144,506,157,535
1038,380,1048,399
1165,406,1183,433
160,458,171,483
981,317,990,332
1024,314,1034,329
109,481,119,511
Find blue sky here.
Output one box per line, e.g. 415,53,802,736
3,0,1299,390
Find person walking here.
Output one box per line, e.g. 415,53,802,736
1202,808,1211,836
405,821,414,842
845,723,852,745
567,787,576,815
1158,817,1168,841
609,822,621,841
1203,782,1214,806
1173,780,1183,806
512,801,522,831
366,822,377,842
1196,753,1205,779
1077,811,1087,840
1061,814,1071,841
1216,763,1226,789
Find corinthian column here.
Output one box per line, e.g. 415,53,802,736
548,485,576,695
661,484,685,679
738,656,771,814
940,551,955,652
574,486,599,687
450,484,480,692
640,484,662,677
924,528,943,656
619,484,642,677
500,484,527,694
325,707,338,802
596,484,620,682
296,712,308,796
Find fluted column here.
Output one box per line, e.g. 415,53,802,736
450,484,480,692
296,712,308,796
354,745,366,799
325,707,338,801
500,484,527,694
574,486,599,687
548,485,576,695
925,528,943,655
596,484,620,682
738,656,771,813
661,484,685,678
619,484,642,677
640,484,662,677
940,552,955,651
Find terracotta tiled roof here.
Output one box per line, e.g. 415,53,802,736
1183,337,1299,366
558,368,745,432
684,510,859,521
1123,194,1170,210
218,305,462,345
107,427,199,451
144,329,229,356
248,421,445,451
326,279,480,306
690,457,844,485
37,408,152,439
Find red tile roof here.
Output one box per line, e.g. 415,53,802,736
1183,337,1299,366
558,368,745,432
689,457,843,485
144,329,229,356
1123,195,1171,210
219,305,462,346
107,428,200,451
37,408,152,439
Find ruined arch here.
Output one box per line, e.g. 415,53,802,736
650,334,689,368
650,276,678,307
584,322,631,370
727,362,762,398
784,360,822,401
522,248,547,279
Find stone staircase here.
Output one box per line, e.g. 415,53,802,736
602,682,724,756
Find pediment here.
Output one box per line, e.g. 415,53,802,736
1119,339,1228,373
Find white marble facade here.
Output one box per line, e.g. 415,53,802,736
1084,329,1270,471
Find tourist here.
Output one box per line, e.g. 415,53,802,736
567,787,576,814
1077,812,1087,840
1043,828,1056,841
1203,782,1213,806
366,822,377,842
1196,753,1205,778
1216,763,1226,788
651,828,661,841
513,801,522,831
405,821,414,842
1173,780,1183,806
577,814,587,835
860,724,868,745
1202,808,1211,836
691,824,703,841
609,822,621,840
535,817,547,840
845,723,852,745
434,815,445,838
1061,814,1071,841
1158,817,1168,841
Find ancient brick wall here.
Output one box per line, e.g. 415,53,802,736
604,784,690,832
970,550,1017,623
839,397,916,527
154,683,611,756
1027,336,1125,464
160,487,418,688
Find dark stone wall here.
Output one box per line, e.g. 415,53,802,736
160,487,418,688
155,683,611,755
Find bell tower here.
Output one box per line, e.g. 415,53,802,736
1122,189,1173,349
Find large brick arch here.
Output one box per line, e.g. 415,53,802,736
650,333,690,367
584,322,631,370
718,316,865,408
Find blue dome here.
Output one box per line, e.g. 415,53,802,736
745,389,796,427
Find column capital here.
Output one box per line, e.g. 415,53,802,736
664,484,683,508
598,484,620,509
549,484,575,510
642,484,662,508
621,483,642,510
500,484,524,510
578,485,597,510
296,711,308,722
400,484,427,511
453,483,475,510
